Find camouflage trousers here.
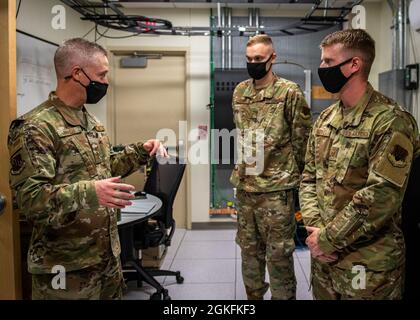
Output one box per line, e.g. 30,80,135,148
236,190,297,300
32,254,125,300
311,259,404,300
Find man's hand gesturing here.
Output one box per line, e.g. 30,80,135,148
95,176,135,209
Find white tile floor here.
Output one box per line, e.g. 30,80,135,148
123,228,313,300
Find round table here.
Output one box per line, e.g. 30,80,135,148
117,194,163,228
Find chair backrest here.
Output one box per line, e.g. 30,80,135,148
143,156,186,228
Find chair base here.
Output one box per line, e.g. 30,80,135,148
122,262,183,300
146,268,184,284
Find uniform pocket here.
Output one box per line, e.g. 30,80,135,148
57,127,97,178
332,206,368,240
334,130,370,184
86,128,111,165
314,128,332,179
334,143,357,184
232,102,248,130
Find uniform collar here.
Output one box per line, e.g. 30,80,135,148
243,73,278,101
328,83,374,130
49,92,89,129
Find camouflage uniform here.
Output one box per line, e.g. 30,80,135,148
8,92,149,300
231,75,312,299
299,83,419,299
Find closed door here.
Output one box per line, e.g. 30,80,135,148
113,53,187,228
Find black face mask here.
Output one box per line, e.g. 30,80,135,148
67,69,109,104
318,57,354,93
247,54,273,80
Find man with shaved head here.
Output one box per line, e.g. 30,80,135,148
231,34,312,299
8,38,166,300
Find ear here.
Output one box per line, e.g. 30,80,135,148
351,57,363,73
267,52,276,72
70,66,82,81
271,52,277,63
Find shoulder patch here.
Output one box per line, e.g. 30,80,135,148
10,152,25,175
8,119,25,145
300,105,312,120
374,131,413,187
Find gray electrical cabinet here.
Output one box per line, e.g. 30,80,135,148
378,69,410,111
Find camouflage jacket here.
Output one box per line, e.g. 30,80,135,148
230,74,312,192
8,92,149,274
299,83,419,271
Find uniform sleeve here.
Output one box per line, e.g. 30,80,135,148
286,86,312,173
8,123,99,228
110,142,149,178
299,124,324,228
317,116,418,254
231,86,241,128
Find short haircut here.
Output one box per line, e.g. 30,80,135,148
247,34,273,48
54,38,107,79
320,29,375,79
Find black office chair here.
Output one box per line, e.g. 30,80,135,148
127,156,186,300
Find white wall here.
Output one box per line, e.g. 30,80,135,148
15,0,108,125
363,0,420,126
363,1,393,90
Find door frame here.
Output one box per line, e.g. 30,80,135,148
106,46,192,229
0,0,22,300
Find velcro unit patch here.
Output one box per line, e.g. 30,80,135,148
373,131,413,187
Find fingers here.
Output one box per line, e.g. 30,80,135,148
108,176,121,183
97,178,136,209
107,183,135,207
104,199,131,209
159,145,169,158
316,254,338,263
149,141,160,156
305,236,316,247
110,182,135,192
310,250,323,258
104,202,125,209
142,141,151,152
114,191,135,201
143,140,168,157
111,198,132,207
306,226,317,234
106,197,132,208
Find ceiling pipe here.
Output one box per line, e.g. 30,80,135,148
221,6,225,70
400,0,407,69
217,2,221,28
227,7,232,69
248,8,253,29
255,8,260,35
393,0,407,69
